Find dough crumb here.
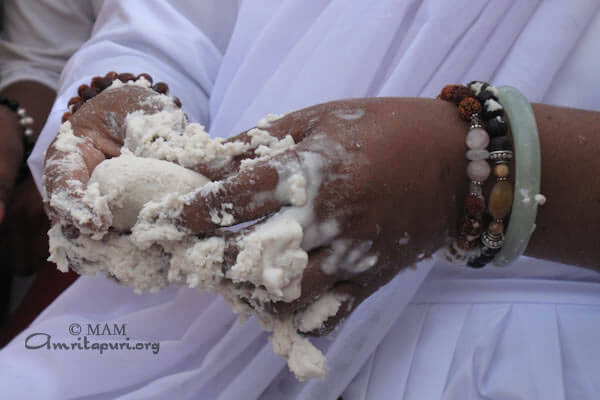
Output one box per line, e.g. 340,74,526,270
534,193,546,205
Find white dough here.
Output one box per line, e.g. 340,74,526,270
88,152,209,230
46,100,365,380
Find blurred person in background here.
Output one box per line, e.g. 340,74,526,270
0,0,95,343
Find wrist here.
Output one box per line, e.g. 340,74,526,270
429,99,469,242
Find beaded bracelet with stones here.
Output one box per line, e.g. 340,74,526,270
61,72,181,123
438,82,514,267
465,81,514,268
1,95,36,180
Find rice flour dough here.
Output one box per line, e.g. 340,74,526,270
46,79,351,381
88,151,210,230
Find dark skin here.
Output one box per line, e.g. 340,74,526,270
0,81,55,276
44,86,600,333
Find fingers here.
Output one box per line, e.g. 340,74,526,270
299,281,360,337
264,246,341,316
44,85,172,233
178,150,306,233
262,236,384,336
44,139,109,234
189,105,321,181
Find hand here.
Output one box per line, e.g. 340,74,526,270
166,98,467,333
43,84,180,236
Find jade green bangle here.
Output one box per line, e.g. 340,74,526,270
493,86,542,267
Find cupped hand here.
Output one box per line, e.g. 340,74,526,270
43,84,183,236
170,98,468,333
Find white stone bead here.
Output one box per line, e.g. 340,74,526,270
20,116,33,126
466,149,490,161
466,127,489,150
467,160,491,182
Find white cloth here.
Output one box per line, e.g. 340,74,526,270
0,0,101,91
2,1,599,399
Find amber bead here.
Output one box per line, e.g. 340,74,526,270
91,76,113,91
489,181,513,219
68,96,82,107
494,164,510,178
61,112,72,123
458,97,482,121
90,75,102,86
488,220,504,235
78,85,98,100
104,71,118,81
153,82,169,94
77,84,90,98
137,73,153,84
118,72,136,82
464,194,486,217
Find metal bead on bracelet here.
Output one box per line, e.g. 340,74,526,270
465,81,515,268
0,95,35,139
437,82,515,267
0,95,36,180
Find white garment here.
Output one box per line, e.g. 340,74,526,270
0,0,101,91
2,1,600,399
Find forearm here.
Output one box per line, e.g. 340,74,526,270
524,103,600,270
1,81,56,140
431,99,599,270
0,82,54,208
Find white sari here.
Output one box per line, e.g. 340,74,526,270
3,1,600,398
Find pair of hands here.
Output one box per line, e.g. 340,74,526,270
44,85,465,332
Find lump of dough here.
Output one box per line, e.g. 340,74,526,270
88,153,209,230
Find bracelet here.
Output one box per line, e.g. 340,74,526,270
0,95,36,180
438,82,514,267
62,72,176,123
492,86,542,266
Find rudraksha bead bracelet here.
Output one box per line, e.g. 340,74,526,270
438,81,514,267
61,72,180,123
